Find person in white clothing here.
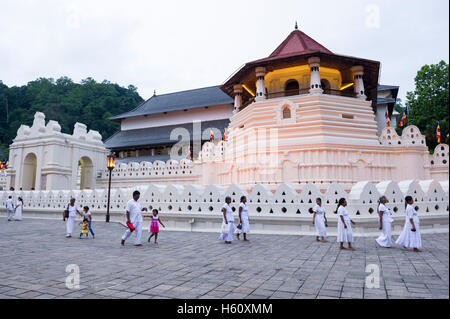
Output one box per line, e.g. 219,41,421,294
396,196,422,252
375,196,393,248
121,190,147,246
312,198,328,242
64,198,82,238
219,197,234,244
6,196,14,221
235,196,250,241
336,198,356,250
14,197,23,221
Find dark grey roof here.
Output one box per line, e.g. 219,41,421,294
377,97,396,105
378,85,399,91
105,119,230,149
110,86,233,121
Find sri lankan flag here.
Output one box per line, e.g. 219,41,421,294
223,128,227,141
210,129,214,142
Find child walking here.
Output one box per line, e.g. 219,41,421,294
83,206,95,239
396,196,422,252
312,197,328,242
79,218,90,239
336,198,356,250
147,209,165,244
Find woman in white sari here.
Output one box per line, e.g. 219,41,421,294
396,196,422,252
235,196,250,241
376,196,393,248
336,198,356,250
312,198,328,242
219,196,234,244
14,197,23,221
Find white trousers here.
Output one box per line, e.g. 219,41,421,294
122,221,143,245
66,216,76,236
7,209,14,221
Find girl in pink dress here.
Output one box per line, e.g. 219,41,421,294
148,209,165,244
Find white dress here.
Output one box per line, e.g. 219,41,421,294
14,201,23,221
219,203,235,242
235,203,250,234
313,204,327,237
66,204,78,236
396,204,422,249
336,206,353,243
376,203,393,247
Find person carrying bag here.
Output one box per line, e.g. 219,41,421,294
63,204,69,221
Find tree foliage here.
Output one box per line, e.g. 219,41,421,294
405,60,449,152
0,77,144,159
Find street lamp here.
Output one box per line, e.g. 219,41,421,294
106,152,116,222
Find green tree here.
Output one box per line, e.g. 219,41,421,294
406,60,449,152
0,77,144,160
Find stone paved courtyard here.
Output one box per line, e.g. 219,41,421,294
0,217,448,299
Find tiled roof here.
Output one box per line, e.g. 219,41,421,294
378,85,399,91
105,119,230,149
377,97,397,104
251,29,333,64
110,86,233,121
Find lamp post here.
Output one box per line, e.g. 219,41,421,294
106,153,116,223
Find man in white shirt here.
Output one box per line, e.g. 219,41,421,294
121,190,147,246
6,196,14,221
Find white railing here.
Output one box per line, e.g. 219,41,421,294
1,180,448,219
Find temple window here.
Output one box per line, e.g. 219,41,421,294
282,105,291,119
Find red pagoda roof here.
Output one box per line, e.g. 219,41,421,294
251,29,333,64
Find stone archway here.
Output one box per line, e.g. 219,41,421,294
22,153,37,190
77,156,94,189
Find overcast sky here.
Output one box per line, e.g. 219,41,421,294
0,0,448,103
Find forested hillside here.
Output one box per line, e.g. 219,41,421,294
0,77,144,159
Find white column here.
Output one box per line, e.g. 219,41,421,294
255,67,266,101
308,57,323,94
351,66,367,99
233,84,243,114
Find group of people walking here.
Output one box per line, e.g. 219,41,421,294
8,189,410,253
309,196,422,252
218,195,422,252
5,195,22,221
219,196,251,244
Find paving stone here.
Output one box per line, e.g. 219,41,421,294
0,218,447,300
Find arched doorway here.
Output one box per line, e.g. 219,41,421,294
77,156,94,189
285,80,299,96
321,79,331,94
22,153,37,190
